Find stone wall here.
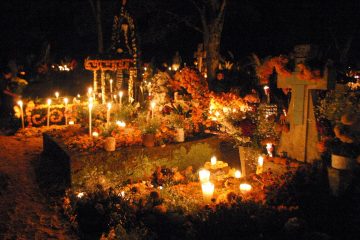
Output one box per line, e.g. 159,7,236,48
42,134,239,191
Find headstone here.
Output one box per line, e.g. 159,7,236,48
277,46,332,162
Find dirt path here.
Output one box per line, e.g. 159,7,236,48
0,136,77,239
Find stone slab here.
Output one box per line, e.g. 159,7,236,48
42,134,239,191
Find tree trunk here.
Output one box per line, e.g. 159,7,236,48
204,23,222,82
96,0,104,53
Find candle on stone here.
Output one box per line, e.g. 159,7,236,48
239,183,252,194
235,170,241,179
55,91,59,99
88,98,93,137
201,182,214,203
47,99,52,127
17,100,24,129
64,98,68,125
199,169,210,183
106,102,112,127
256,156,264,174
119,91,123,107
210,156,217,166
150,101,156,119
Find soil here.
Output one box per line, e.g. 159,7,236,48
0,135,77,239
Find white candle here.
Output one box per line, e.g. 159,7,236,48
201,182,214,202
235,170,241,179
47,99,52,127
17,100,24,129
150,101,156,119
119,91,123,107
199,169,210,183
256,156,264,174
64,98,68,125
239,183,252,194
88,98,93,137
109,79,113,94
106,102,112,127
210,156,217,166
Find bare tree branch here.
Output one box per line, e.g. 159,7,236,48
165,10,204,34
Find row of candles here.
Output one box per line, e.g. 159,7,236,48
198,155,265,202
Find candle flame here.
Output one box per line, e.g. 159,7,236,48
17,100,23,107
235,170,241,178
64,98,68,104
47,99,52,105
107,102,112,110
210,156,217,165
258,156,264,166
119,91,123,98
239,183,252,193
150,101,156,109
199,169,210,183
55,91,59,98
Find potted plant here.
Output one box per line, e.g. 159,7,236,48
141,118,160,147
168,113,185,142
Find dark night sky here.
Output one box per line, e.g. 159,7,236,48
1,0,360,65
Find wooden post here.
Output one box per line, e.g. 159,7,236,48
101,70,106,104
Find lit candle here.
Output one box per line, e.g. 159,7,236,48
150,101,156,119
210,156,217,166
55,91,59,99
64,98,68,125
47,99,52,127
69,120,75,125
201,182,214,203
88,87,93,98
119,91,123,107
88,98,93,137
106,102,112,127
92,131,99,137
199,169,210,183
113,94,117,103
256,156,264,174
263,85,270,103
17,100,24,129
266,143,273,157
239,183,252,194
116,120,126,127
109,79,113,95
235,170,241,179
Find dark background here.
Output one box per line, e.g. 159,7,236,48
1,0,360,65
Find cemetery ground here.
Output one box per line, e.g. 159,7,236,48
0,135,76,239
0,132,359,239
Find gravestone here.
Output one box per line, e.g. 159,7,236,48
194,44,206,75
277,45,332,162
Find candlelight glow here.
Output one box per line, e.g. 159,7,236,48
107,102,112,110
77,192,85,198
199,169,210,183
47,99,52,105
239,183,252,193
55,91,59,99
17,100,23,107
150,101,156,109
266,143,273,157
258,156,264,166
69,121,75,125
235,170,241,178
116,120,126,127
88,87,93,94
92,131,99,137
64,98,68,104
110,79,113,84
210,156,217,165
201,182,214,202
119,91,123,98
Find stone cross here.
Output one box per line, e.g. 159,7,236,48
277,67,328,162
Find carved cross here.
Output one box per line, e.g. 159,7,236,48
277,71,327,125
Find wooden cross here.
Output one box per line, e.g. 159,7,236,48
277,68,329,162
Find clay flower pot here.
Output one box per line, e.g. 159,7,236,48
175,128,185,142
143,133,155,147
104,137,116,152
